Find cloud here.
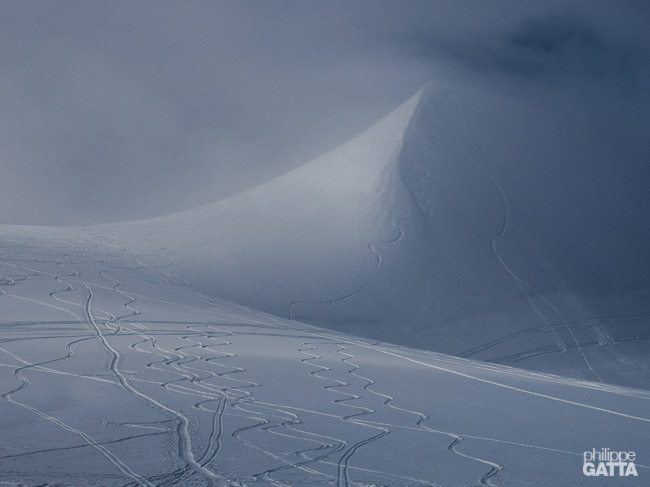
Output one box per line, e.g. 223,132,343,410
0,1,647,225
444,14,642,85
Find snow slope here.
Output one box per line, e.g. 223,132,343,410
1,82,648,485
95,83,650,389
0,230,649,486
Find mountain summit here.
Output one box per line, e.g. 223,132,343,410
98,83,650,388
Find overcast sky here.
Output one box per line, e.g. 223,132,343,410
1,0,648,225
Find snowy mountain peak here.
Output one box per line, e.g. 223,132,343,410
93,82,650,390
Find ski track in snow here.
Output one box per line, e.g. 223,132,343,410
335,345,502,487
458,312,650,367
451,99,604,384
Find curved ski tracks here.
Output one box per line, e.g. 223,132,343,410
452,102,603,384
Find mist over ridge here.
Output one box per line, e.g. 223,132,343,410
1,1,648,225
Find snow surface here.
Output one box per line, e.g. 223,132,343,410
1,83,649,485
0,231,649,486
97,83,650,389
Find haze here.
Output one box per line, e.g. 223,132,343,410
1,0,648,225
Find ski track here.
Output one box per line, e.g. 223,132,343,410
458,312,650,366
98,238,349,486
336,345,502,487
452,99,604,384
297,341,392,487
94,241,237,487
0,245,152,485
0,344,150,486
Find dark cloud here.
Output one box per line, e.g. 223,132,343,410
513,18,632,83
498,16,609,77
510,16,603,54
405,9,648,89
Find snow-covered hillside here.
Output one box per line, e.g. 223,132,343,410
1,83,649,485
0,231,648,486
95,84,650,389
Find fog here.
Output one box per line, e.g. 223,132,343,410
1,0,648,225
